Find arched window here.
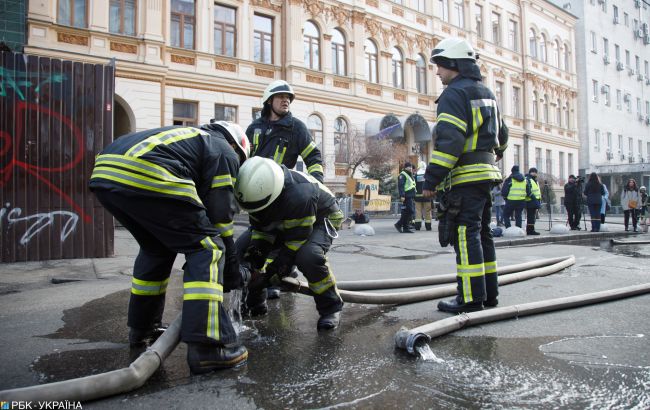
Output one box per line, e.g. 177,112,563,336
331,28,346,76
564,103,570,128
543,94,549,123
539,33,547,62
563,43,571,71
556,99,562,126
532,91,539,121
554,40,561,68
392,47,404,89
303,21,320,70
334,117,349,163
529,29,537,59
307,114,323,152
364,39,378,83
416,54,427,94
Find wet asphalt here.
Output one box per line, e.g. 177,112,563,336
1,217,649,409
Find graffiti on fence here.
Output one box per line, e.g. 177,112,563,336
0,67,66,101
0,203,79,246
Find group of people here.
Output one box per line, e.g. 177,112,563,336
89,37,510,373
494,165,542,235
395,161,435,233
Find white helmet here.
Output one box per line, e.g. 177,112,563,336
430,37,477,63
641,186,647,192
235,157,285,212
417,161,427,175
261,80,295,106
203,121,250,164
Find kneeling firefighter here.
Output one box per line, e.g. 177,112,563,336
234,157,344,330
423,37,509,313
89,122,251,374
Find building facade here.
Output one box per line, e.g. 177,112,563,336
24,0,577,197
565,0,650,200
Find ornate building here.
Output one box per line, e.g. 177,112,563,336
25,0,577,197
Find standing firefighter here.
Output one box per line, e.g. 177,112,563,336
414,161,434,231
242,80,324,300
234,157,344,330
89,122,250,374
423,37,509,313
394,161,416,233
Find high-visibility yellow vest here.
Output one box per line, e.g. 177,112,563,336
401,171,415,192
507,179,527,201
526,178,540,201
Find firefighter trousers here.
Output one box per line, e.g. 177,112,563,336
236,225,343,316
93,188,237,347
447,183,498,304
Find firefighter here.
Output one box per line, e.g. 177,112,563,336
525,167,541,235
422,37,509,313
242,80,324,300
502,165,529,229
89,122,250,374
394,162,416,233
414,160,434,231
234,157,344,330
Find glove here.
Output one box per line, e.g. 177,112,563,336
244,246,266,270
223,252,245,292
265,260,292,286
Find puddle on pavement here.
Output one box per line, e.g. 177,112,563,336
331,244,450,260
32,290,650,409
569,238,650,258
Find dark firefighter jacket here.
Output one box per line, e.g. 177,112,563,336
501,171,529,202
247,167,339,273
423,75,508,192
88,125,240,251
246,112,324,182
398,170,416,198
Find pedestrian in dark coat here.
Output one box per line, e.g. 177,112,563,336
583,172,604,232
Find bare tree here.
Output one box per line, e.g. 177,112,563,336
345,128,406,177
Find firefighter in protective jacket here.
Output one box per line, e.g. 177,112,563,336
89,122,250,374
394,162,416,233
234,157,344,330
423,37,509,313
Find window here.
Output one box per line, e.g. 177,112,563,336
545,149,552,174
173,100,198,126
625,93,632,112
365,39,378,84
594,129,600,152
592,80,599,102
603,84,610,106
214,4,236,57
645,60,649,78
542,94,549,123
331,28,346,76
253,14,273,64
603,38,609,57
529,29,537,59
475,5,483,38
646,100,650,116
491,12,500,45
495,81,504,110
624,12,629,27
607,132,612,150
559,152,565,180
613,5,619,23
512,86,521,117
618,134,623,152
439,0,449,22
514,144,521,168
590,31,597,53
392,47,404,89
307,114,323,152
629,137,634,157
535,147,542,170
638,97,643,115
625,50,630,67
616,89,622,110
453,0,464,28
252,108,262,121
564,103,570,128
568,153,573,175
615,44,621,62
508,20,518,52
416,0,425,13
334,117,349,163
639,140,643,159
600,0,606,12
635,56,640,74
171,0,195,49
58,0,87,28
214,104,237,122
416,54,427,94
554,40,561,67
303,21,320,70
556,99,562,126
563,44,571,71
110,0,136,36
532,91,539,121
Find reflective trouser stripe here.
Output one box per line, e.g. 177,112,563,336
183,281,224,301
307,163,323,174
215,222,234,238
198,236,222,340
484,260,497,274
131,277,169,295
308,268,337,295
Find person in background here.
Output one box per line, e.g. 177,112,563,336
564,175,582,230
491,183,505,226
583,172,604,232
502,165,528,229
394,161,416,233
524,167,541,235
352,209,369,224
600,183,609,224
414,161,434,231
639,186,648,233
621,178,641,232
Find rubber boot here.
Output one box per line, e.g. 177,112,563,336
394,222,402,233
425,222,432,231
414,221,422,231
526,224,540,235
187,342,248,374
484,272,499,308
317,311,341,330
437,296,483,313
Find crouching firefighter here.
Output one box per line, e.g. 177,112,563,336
424,37,509,313
89,122,251,374
234,157,344,330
